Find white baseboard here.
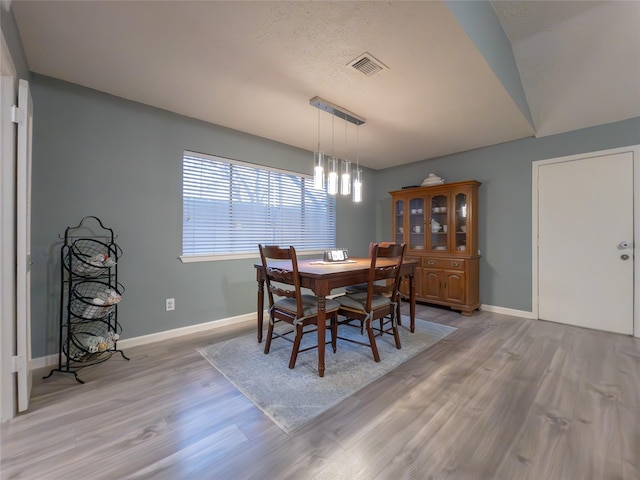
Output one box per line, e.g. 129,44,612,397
31,305,536,370
30,311,265,370
480,304,536,319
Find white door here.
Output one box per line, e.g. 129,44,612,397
536,151,634,334
16,79,33,412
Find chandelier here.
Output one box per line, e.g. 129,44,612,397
310,97,365,202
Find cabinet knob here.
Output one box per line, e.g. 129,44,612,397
428,260,436,265
451,262,458,267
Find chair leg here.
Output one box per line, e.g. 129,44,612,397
331,314,337,353
289,324,303,369
366,319,381,362
264,319,275,354
392,315,402,349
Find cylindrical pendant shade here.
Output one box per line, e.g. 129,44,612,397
352,168,363,203
327,157,339,195
340,160,351,195
313,151,325,190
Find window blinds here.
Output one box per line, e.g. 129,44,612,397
182,151,336,256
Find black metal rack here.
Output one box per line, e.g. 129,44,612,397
44,216,129,383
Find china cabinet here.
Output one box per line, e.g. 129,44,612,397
390,180,480,315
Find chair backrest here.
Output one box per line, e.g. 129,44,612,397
365,242,407,311
258,244,304,317
367,241,393,258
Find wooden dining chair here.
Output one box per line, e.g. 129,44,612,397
258,244,340,369
344,242,392,293
336,242,407,362
344,241,404,326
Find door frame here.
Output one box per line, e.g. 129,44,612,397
532,145,640,338
1,28,18,420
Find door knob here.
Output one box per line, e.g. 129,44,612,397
620,254,630,260
618,241,630,249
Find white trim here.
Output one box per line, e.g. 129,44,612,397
1,26,17,422
185,149,312,179
635,147,640,339
30,303,540,370
480,304,536,319
180,252,259,263
532,161,539,321
30,312,263,370
532,145,640,338
179,250,326,263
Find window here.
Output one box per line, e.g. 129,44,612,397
182,151,336,260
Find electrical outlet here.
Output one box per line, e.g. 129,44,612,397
166,298,175,311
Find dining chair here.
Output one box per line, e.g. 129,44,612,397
258,244,340,369
344,241,404,326
335,242,407,362
344,242,393,294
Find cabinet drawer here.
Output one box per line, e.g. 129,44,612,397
423,258,466,271
405,256,422,266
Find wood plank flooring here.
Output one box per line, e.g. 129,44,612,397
1,304,638,479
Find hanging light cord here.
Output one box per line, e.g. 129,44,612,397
331,115,335,158
356,123,359,170
344,119,348,159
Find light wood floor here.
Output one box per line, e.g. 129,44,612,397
1,304,639,480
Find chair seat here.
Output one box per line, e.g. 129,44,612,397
274,294,340,323
336,291,391,311
344,282,367,294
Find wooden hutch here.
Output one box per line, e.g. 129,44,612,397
391,180,481,315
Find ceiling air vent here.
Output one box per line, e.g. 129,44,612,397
348,52,388,77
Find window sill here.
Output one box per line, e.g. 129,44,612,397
180,249,327,263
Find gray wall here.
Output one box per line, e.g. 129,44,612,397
5,8,639,357
29,75,375,358
373,118,640,311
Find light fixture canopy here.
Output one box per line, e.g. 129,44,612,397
309,97,366,126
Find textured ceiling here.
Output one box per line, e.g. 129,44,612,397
9,1,640,170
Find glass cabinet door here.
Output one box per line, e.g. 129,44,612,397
408,198,425,251
454,192,468,252
394,199,405,244
429,194,448,252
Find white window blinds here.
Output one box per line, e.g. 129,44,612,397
182,151,336,257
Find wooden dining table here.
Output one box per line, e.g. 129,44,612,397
254,257,417,377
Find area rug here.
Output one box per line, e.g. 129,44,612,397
198,316,456,433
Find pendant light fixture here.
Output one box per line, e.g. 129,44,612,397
353,123,363,203
313,107,324,190
327,115,339,195
327,158,339,195
309,96,365,202
340,120,351,195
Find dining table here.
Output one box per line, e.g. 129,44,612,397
254,257,417,377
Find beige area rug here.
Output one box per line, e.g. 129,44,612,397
198,316,456,434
